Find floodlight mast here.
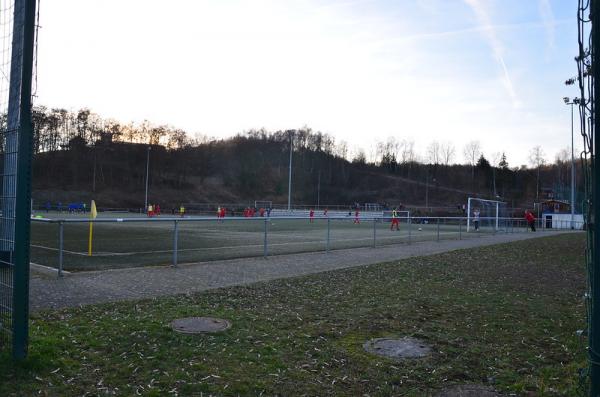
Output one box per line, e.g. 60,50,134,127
287,130,293,211
564,97,578,229
144,146,151,211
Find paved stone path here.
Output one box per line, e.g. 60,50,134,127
30,231,573,312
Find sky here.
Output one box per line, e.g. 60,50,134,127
35,0,580,166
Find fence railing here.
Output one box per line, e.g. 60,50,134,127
29,215,583,277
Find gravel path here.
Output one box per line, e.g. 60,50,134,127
30,231,573,312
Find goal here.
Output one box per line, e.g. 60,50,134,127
466,197,508,232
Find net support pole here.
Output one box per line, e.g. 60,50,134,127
592,1,600,394
12,0,37,361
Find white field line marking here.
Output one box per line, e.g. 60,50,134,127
30,231,464,257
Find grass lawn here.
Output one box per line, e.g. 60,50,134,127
1,233,587,396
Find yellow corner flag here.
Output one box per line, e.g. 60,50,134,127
88,200,97,256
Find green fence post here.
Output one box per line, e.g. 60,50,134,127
326,217,330,252
172,220,178,267
372,218,376,248
58,222,64,277
263,218,268,257
11,0,37,360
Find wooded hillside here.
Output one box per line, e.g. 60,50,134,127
30,107,581,211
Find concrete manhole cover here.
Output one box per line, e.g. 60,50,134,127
171,317,231,334
363,337,431,359
435,385,504,397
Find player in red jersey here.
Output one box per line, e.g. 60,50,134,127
390,208,400,231
309,209,314,223
354,208,360,224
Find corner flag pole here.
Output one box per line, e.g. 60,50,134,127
88,200,97,256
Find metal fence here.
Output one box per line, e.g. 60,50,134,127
0,0,36,360
29,215,583,277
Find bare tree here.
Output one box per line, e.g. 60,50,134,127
491,152,502,196
529,145,546,200
554,147,570,188
440,141,456,165
376,137,400,165
426,141,441,165
335,140,348,159
463,140,481,181
399,139,416,164
352,148,367,164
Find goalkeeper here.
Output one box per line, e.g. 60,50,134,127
473,209,480,231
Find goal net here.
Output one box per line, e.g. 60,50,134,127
466,197,508,232
364,203,382,211
254,200,272,209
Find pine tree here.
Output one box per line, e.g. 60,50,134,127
498,152,509,170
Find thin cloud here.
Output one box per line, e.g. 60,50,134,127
463,0,520,108
538,0,556,51
390,18,570,43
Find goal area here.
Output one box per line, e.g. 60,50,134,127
466,197,508,232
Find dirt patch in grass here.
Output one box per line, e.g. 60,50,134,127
1,233,587,396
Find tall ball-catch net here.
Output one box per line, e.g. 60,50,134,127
0,0,37,360
466,197,508,232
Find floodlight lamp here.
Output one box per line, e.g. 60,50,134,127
563,97,570,104
574,97,581,104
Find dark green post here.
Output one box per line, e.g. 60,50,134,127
591,0,600,393
12,0,37,360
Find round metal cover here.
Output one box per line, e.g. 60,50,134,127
435,385,504,397
363,337,431,359
171,317,231,334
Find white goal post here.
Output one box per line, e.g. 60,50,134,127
466,197,507,232
382,210,411,220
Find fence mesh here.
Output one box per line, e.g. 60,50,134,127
0,0,36,359
0,0,18,355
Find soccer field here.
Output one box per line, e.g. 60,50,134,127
30,212,527,271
